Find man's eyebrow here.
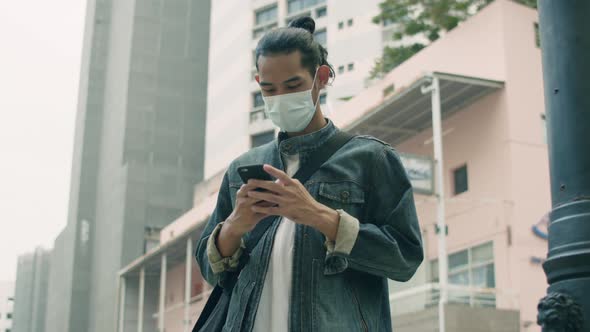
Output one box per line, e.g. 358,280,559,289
259,75,302,87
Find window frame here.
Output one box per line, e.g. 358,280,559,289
453,164,469,195
431,242,494,285
254,4,278,27
314,28,327,47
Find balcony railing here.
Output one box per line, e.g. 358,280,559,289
389,283,519,317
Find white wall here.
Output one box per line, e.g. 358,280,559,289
204,0,252,178
326,0,382,109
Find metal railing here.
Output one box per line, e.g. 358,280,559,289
389,283,519,317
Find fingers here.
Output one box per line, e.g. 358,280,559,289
236,182,258,198
247,180,286,194
237,196,263,206
247,190,283,204
263,164,294,185
254,200,278,208
251,204,281,215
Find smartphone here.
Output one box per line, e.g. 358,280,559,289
237,165,277,205
237,164,273,186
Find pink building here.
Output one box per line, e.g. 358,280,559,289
117,1,548,331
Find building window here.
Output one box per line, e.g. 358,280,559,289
338,65,345,74
338,21,344,30
6,313,12,319
255,5,278,26
534,22,540,48
316,6,327,18
383,18,394,27
319,93,327,105
252,23,278,39
453,164,468,195
347,63,354,71
253,92,264,109
431,242,495,307
251,131,275,148
347,18,353,27
288,0,326,14
314,29,327,47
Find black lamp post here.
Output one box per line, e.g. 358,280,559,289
537,1,590,331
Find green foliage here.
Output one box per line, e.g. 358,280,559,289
370,0,537,79
369,43,426,79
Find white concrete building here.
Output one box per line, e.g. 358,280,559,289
0,281,14,332
204,0,395,178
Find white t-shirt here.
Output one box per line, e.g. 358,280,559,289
252,153,300,332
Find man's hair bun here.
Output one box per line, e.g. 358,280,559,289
288,16,315,34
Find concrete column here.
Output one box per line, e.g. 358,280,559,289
138,268,145,332
118,276,126,332
158,254,167,331
185,238,193,331
422,75,448,332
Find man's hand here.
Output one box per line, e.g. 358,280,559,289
225,182,272,236
247,164,340,241
217,181,275,257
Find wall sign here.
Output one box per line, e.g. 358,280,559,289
399,153,434,195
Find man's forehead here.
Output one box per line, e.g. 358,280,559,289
257,52,310,82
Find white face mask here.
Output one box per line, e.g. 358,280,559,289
262,70,321,132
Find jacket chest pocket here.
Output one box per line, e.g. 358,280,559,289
316,181,366,220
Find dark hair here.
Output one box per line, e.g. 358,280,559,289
255,16,335,80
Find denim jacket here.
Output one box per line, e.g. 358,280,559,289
195,120,424,331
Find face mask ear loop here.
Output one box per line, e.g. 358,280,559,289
312,68,322,109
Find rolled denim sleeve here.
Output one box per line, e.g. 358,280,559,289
324,146,424,281
324,209,360,255
207,222,245,274
195,171,243,288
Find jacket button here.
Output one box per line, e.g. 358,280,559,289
341,191,350,201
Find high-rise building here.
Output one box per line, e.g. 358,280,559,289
12,248,50,332
0,281,14,332
43,0,211,331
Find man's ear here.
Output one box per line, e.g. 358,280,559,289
255,74,260,84
317,65,331,89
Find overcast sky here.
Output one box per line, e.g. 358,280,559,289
0,0,87,282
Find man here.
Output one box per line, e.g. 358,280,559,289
195,17,423,332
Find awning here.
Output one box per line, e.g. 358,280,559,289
345,72,504,145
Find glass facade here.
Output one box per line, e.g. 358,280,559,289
256,5,278,26
431,242,495,307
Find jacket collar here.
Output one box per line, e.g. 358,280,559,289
277,118,338,155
